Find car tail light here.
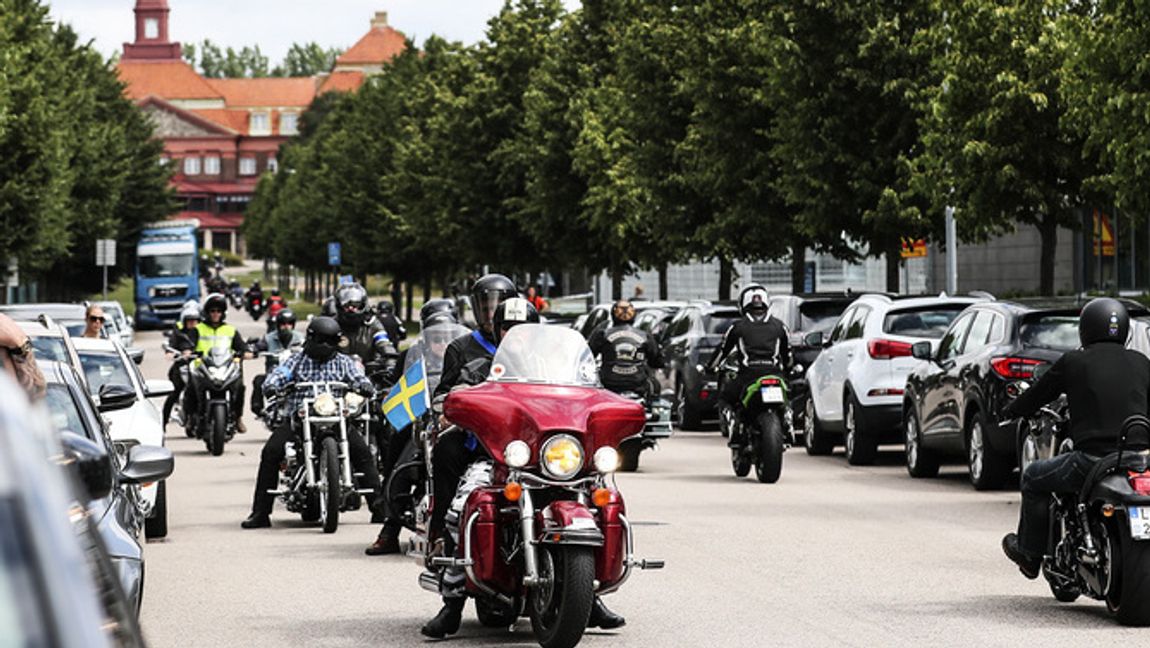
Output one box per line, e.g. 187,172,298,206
1130,471,1150,496
699,388,711,400
867,388,905,397
991,357,1043,379
867,339,913,360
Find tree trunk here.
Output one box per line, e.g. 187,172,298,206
1038,214,1058,296
611,269,623,301
404,280,414,323
390,280,403,309
658,264,669,300
718,256,733,301
791,242,808,294
422,275,432,304
885,241,901,293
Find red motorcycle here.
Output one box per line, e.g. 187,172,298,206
411,325,663,648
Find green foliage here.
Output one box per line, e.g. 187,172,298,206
183,39,344,78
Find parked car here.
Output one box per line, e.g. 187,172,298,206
41,359,174,613
0,302,117,339
16,316,83,376
655,301,742,429
803,293,986,464
576,300,685,340
96,300,135,348
0,375,147,647
769,293,857,432
633,302,686,341
902,302,1082,489
74,336,175,538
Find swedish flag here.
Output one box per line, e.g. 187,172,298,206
383,359,430,431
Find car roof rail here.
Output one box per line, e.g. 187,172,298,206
36,314,55,330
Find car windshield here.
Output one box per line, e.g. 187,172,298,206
29,336,69,364
883,305,968,339
44,384,88,438
1019,315,1080,351
799,301,851,333
77,351,133,397
404,323,470,395
139,253,194,278
490,324,599,387
705,313,740,336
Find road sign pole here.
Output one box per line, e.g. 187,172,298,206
945,206,957,294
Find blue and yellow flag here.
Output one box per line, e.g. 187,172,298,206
383,359,430,431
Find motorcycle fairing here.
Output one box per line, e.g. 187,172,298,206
740,374,788,408
443,382,646,467
539,500,603,546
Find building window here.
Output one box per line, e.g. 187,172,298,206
144,18,159,39
183,156,201,176
267,156,278,174
280,112,298,136
204,156,221,175
239,157,257,176
249,111,270,135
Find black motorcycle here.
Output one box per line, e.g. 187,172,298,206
184,346,243,456
1036,414,1150,625
245,292,265,320
228,282,244,310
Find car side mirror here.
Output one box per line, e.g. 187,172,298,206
97,383,137,413
119,444,174,485
144,379,175,398
126,315,134,327
59,431,113,501
803,331,825,347
911,341,933,361
127,347,145,365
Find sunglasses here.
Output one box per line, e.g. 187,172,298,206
88,316,105,323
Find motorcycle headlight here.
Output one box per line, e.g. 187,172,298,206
541,435,583,480
504,440,531,468
593,446,619,473
313,392,338,416
345,392,365,412
208,366,230,382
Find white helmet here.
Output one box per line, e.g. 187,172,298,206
739,284,770,322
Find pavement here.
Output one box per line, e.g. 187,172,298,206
135,310,1140,647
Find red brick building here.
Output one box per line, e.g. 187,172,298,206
117,0,405,255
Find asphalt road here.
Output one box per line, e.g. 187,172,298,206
135,311,1141,647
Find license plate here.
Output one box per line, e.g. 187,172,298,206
761,386,784,404
1130,507,1150,540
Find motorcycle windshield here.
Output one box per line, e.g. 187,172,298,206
404,323,470,394
489,324,600,387
203,346,232,367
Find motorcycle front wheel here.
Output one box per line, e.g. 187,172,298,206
319,436,341,534
754,412,784,484
208,403,227,456
529,545,594,648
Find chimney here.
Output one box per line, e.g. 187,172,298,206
371,11,388,29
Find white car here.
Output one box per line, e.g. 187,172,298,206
73,336,174,539
96,300,135,348
803,293,986,465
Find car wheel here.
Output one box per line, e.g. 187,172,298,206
676,378,703,430
843,390,877,466
904,405,939,478
803,397,834,456
968,412,1010,490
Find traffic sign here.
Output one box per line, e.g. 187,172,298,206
900,237,927,259
95,239,117,267
1094,210,1115,257
328,242,341,267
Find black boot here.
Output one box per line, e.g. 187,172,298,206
241,512,271,529
421,598,465,638
1001,533,1040,580
588,596,625,629
365,524,402,555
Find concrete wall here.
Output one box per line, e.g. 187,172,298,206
927,225,1077,296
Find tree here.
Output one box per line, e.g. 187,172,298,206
280,42,343,77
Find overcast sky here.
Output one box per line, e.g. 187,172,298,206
48,0,580,63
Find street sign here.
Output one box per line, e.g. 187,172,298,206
328,242,341,267
900,237,927,259
1094,210,1115,257
95,239,117,267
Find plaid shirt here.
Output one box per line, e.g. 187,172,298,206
263,352,372,413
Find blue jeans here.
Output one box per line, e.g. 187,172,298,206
1018,451,1097,556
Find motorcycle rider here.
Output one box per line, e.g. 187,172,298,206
245,280,265,317
333,282,398,375
250,309,303,418
186,293,251,434
706,284,792,446
162,303,201,427
375,300,407,348
1001,297,1150,578
266,288,287,329
365,299,461,556
588,299,664,398
242,316,382,529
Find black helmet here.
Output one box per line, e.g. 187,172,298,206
335,283,370,329
611,299,636,325
376,300,396,317
1079,297,1129,347
738,284,770,322
421,299,458,328
252,280,261,289
276,308,297,328
471,274,518,332
271,288,280,297
304,316,342,361
203,293,228,321
493,297,540,342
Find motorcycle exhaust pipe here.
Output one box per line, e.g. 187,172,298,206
418,570,439,594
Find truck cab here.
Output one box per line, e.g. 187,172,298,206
134,220,200,328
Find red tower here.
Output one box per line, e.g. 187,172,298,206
122,0,181,60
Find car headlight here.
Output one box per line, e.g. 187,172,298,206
504,440,531,468
593,446,619,473
313,392,338,416
541,435,583,480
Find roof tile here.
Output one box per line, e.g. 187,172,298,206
117,60,223,101
336,25,407,65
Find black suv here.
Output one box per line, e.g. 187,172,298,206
655,302,741,429
902,302,1086,490
768,293,856,429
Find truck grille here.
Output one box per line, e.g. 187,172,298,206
151,285,187,298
